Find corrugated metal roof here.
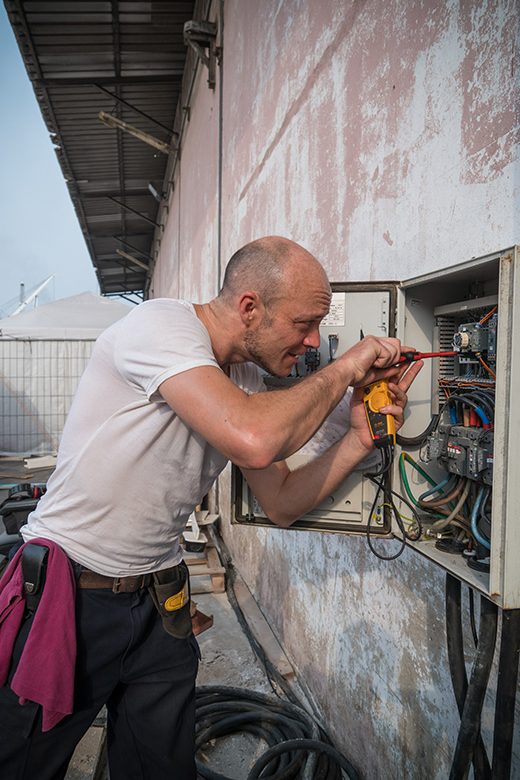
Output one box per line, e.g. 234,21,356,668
5,1,196,299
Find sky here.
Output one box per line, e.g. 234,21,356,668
0,5,99,317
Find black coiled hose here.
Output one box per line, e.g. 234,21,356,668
195,685,359,779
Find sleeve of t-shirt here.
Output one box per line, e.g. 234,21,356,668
114,299,221,400
230,362,266,395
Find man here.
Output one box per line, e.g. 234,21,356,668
0,236,420,779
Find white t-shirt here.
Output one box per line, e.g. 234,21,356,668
22,299,264,576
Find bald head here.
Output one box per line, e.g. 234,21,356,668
219,236,328,309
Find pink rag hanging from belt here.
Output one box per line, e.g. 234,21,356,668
0,538,76,731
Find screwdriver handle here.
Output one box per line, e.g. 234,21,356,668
398,350,458,364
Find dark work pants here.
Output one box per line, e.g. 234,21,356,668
0,585,199,780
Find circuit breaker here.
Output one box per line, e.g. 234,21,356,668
234,246,520,608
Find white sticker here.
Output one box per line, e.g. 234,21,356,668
322,292,346,326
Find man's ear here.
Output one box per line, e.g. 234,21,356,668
238,291,263,326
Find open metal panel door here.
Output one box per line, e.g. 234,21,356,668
233,282,399,535
393,246,520,608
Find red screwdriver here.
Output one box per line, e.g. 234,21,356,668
398,350,458,364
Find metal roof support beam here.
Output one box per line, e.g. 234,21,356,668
36,75,182,86
112,236,152,262
110,0,125,239
107,195,160,228
94,84,179,140
118,292,144,304
81,189,150,200
99,111,170,155
115,249,150,272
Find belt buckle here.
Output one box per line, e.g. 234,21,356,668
112,577,122,593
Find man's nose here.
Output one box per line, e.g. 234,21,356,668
303,327,321,349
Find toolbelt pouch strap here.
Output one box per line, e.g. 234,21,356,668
148,560,192,639
21,543,49,613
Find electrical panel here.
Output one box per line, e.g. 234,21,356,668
394,246,519,608
234,247,520,608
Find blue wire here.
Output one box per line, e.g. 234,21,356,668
473,405,490,426
446,398,491,426
419,475,452,501
471,487,490,550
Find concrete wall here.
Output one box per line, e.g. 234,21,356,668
153,1,520,776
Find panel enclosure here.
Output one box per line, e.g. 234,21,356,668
395,246,519,608
233,283,398,535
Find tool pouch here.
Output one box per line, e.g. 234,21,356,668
148,560,192,639
21,543,49,614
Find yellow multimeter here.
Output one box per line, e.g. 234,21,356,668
363,380,396,448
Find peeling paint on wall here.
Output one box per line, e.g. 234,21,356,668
459,0,519,184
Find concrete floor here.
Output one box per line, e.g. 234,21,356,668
66,591,274,780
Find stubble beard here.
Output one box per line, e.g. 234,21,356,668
244,329,289,377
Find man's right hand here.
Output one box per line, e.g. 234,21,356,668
339,335,403,387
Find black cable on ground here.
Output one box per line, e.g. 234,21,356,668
491,609,520,779
448,585,498,780
201,525,360,779
195,687,358,779
445,575,491,779
248,739,360,780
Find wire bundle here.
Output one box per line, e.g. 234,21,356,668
364,445,422,561
399,452,492,555
195,686,359,779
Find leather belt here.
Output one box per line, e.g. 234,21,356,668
78,569,152,593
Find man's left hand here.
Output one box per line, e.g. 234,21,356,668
348,360,424,453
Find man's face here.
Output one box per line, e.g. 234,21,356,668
244,280,331,377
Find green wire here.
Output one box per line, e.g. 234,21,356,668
398,453,447,518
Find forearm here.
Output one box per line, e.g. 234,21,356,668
159,336,402,470
236,336,403,465
242,361,356,463
247,431,375,527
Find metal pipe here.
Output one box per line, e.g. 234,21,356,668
94,83,177,137
107,196,160,228
112,236,152,262
115,249,150,272
99,112,171,155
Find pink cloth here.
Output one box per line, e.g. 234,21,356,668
0,538,76,731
